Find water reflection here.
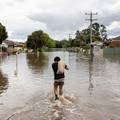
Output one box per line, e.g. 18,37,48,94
14,53,18,76
88,56,94,95
0,70,8,95
0,52,120,120
26,52,48,72
0,55,8,64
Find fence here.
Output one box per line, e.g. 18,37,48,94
103,48,120,55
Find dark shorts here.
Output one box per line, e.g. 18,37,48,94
54,81,64,86
54,78,64,86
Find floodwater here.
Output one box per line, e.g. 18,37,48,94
0,51,120,120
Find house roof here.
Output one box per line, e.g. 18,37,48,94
3,40,16,46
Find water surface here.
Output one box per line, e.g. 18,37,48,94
0,51,120,120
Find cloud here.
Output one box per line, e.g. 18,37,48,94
28,10,120,39
4,16,47,41
106,21,120,38
107,21,120,30
0,0,120,41
98,12,120,25
28,12,85,31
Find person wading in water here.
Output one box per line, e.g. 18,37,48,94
52,56,69,100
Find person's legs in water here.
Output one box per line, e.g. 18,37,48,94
54,82,59,100
59,82,64,96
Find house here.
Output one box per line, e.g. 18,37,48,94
103,39,120,55
14,42,25,52
1,40,25,54
109,40,120,47
2,40,15,53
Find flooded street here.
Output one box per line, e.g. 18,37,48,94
0,51,120,120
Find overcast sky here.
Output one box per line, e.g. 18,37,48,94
0,0,120,42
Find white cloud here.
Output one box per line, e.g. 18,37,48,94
0,0,119,41
107,21,120,30
2,16,47,41
106,21,120,37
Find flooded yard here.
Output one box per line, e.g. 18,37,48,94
0,51,120,120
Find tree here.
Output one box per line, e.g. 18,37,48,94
46,38,56,48
26,30,53,52
91,23,107,41
74,30,82,46
99,24,107,41
74,29,90,47
55,39,70,48
0,23,8,44
55,40,62,48
74,22,107,47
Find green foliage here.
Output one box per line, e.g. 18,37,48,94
61,39,69,47
55,41,62,48
38,48,43,52
53,22,107,48
92,36,102,42
55,39,70,48
2,46,7,52
0,46,7,52
71,39,81,47
73,22,107,47
26,30,54,51
0,23,8,44
46,38,56,48
81,44,90,49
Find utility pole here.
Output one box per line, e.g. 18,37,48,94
69,34,72,40
85,12,98,56
68,34,72,47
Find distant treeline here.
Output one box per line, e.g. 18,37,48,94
55,22,107,48
0,21,108,51
26,22,107,52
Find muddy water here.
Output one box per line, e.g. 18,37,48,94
0,51,120,120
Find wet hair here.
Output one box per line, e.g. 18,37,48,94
54,56,61,62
